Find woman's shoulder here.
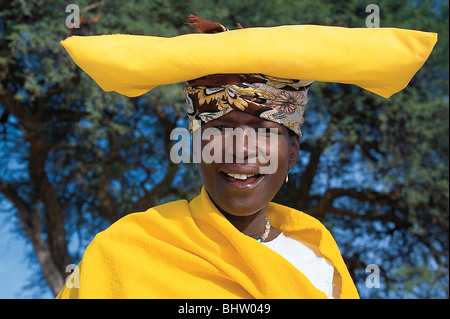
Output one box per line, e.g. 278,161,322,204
122,198,191,222
87,198,191,249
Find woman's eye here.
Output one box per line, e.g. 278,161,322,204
214,126,227,132
258,128,282,137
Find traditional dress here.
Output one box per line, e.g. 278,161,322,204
57,188,359,298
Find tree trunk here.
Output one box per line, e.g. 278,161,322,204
0,182,65,296
1,92,71,296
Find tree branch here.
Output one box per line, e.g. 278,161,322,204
94,128,122,223
131,96,182,211
307,187,402,222
28,137,71,280
296,139,326,210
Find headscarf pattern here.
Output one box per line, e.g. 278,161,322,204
184,73,312,136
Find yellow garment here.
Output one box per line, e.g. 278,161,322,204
60,25,436,98
57,188,359,299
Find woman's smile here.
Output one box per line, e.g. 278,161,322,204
219,164,266,190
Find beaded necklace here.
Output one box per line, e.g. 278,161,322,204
257,217,271,242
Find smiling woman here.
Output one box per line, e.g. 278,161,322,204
56,14,436,299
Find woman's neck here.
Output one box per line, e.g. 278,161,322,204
219,206,281,242
220,209,268,239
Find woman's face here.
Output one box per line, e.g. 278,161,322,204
198,110,300,217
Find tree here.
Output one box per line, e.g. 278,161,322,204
0,0,448,298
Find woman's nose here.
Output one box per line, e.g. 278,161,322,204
222,127,261,163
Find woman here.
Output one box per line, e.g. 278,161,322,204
57,15,436,299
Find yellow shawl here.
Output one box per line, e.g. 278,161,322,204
57,188,359,298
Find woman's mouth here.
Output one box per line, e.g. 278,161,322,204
219,171,265,189
224,172,260,180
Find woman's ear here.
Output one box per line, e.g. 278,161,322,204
288,134,300,168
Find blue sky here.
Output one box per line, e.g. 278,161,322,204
0,205,52,299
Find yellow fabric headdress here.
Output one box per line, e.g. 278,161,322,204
60,24,437,99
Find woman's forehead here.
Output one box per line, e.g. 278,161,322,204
205,111,284,128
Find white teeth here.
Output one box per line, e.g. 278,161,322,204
225,173,256,180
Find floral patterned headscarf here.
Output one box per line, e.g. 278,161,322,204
184,73,312,136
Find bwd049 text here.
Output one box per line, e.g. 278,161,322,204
222,303,270,314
